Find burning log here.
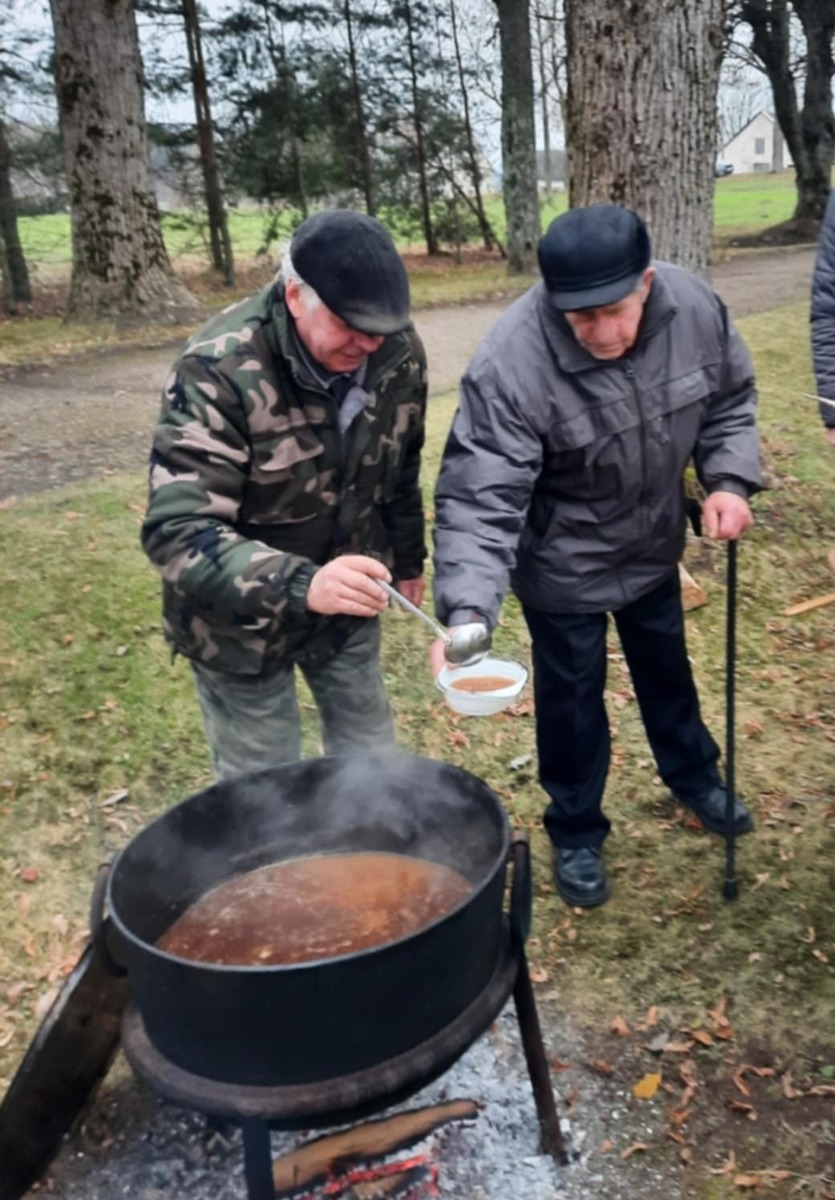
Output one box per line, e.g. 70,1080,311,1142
272,1098,478,1199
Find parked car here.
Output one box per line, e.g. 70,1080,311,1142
715,159,734,177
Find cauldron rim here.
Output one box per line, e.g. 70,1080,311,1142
105,753,511,975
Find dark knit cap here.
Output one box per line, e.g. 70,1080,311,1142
538,204,651,312
290,209,410,335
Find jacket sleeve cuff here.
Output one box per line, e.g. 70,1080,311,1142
286,564,318,615
707,478,751,500
447,607,489,628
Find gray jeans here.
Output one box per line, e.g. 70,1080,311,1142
191,618,395,779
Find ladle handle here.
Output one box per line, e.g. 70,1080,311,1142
377,580,450,643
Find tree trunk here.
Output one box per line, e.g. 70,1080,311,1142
403,0,438,256
181,0,235,286
344,0,376,217
48,0,199,323
566,0,724,275
536,11,552,195
494,0,540,273
741,0,835,231
0,117,32,310
450,0,494,251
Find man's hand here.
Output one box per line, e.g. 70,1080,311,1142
703,491,753,540
827,427,835,447
428,637,448,678
395,577,425,607
306,555,391,616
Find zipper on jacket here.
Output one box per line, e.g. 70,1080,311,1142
623,360,649,535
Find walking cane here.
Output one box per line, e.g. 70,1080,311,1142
723,538,738,902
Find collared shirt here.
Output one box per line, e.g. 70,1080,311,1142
288,317,370,438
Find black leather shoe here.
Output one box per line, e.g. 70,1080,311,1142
673,785,754,836
554,847,610,908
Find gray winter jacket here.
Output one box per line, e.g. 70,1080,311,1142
811,189,835,430
433,263,763,626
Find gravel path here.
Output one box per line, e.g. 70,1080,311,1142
0,246,816,503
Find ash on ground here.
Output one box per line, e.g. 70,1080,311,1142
31,1002,685,1200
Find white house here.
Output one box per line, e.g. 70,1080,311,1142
721,111,793,175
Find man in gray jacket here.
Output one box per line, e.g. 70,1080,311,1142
433,204,763,908
811,190,835,447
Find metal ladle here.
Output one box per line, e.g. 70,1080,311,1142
377,580,492,665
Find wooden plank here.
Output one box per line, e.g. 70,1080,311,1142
784,590,835,617
679,563,707,612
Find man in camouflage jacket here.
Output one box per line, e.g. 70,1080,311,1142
142,210,427,777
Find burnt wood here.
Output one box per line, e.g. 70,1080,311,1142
0,941,129,1200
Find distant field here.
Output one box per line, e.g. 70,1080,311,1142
16,171,805,279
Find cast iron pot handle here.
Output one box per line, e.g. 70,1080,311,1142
509,831,532,948
89,861,127,977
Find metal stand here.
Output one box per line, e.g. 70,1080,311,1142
242,1119,275,1200
513,949,568,1164
122,927,568,1198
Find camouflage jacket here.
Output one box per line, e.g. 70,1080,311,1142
141,282,427,676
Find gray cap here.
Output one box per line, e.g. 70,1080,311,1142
538,204,651,311
290,209,411,336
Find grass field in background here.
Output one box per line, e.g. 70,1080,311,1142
14,170,804,278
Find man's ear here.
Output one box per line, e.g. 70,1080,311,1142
284,277,302,319
640,266,655,300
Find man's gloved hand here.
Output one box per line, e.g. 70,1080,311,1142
306,555,391,617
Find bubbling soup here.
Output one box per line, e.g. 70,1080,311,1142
157,852,473,967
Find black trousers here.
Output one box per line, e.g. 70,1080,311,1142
522,571,721,850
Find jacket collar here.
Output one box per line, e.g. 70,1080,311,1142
536,266,678,374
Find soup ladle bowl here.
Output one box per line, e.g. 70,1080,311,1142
377,581,492,666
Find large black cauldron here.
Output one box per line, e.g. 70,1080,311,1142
102,753,511,1087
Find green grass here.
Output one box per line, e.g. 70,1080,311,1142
711,169,800,237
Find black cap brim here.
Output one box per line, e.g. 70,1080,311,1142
337,303,411,336
548,269,643,313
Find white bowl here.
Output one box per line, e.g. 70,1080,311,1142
436,656,528,717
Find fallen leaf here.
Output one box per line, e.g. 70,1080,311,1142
664,1040,695,1054
691,1029,714,1047
728,1100,757,1119
530,966,549,983
610,1015,630,1036
590,1058,614,1076
632,1072,662,1099
732,1070,752,1097
549,1057,573,1073
621,1143,648,1161
19,867,39,884
598,1139,614,1153
711,1151,737,1176
734,1174,762,1189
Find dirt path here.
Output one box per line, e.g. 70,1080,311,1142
0,247,816,502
